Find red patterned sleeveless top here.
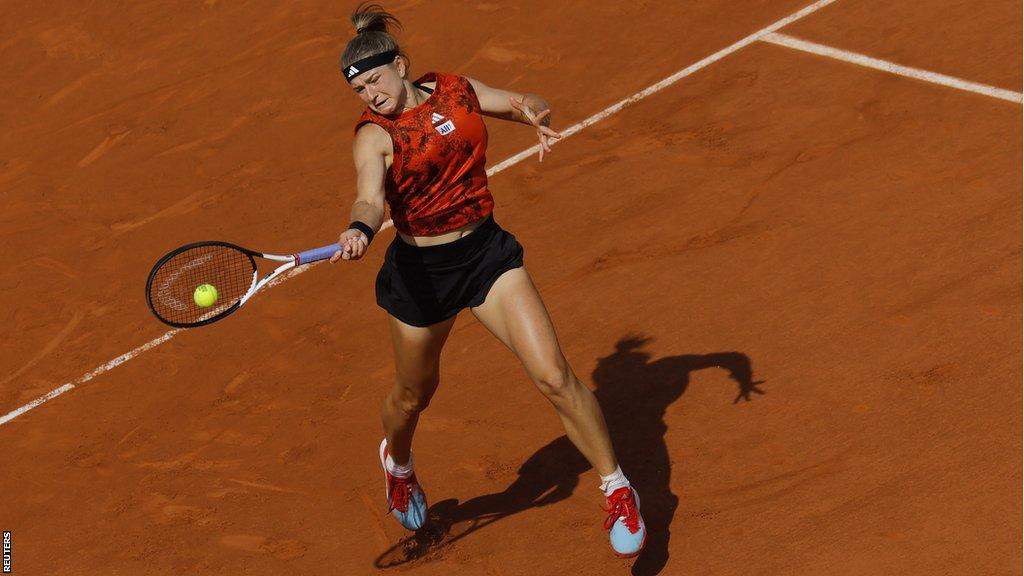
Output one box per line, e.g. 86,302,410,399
355,72,494,236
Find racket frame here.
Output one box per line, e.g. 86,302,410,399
146,239,341,328
146,241,298,328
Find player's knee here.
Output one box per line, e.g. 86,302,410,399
393,378,437,416
534,365,576,401
398,396,430,416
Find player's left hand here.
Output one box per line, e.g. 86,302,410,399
510,96,562,162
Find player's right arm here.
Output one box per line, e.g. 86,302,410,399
332,123,390,263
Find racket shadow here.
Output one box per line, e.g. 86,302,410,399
373,335,764,574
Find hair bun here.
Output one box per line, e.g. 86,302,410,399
341,3,403,73
350,3,402,36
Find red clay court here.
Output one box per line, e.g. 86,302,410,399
1,1,1021,574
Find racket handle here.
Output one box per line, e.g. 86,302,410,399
295,243,342,265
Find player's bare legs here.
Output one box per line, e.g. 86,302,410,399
470,267,617,475
378,314,456,531
471,266,646,556
382,314,457,466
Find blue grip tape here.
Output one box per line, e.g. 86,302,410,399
295,243,341,265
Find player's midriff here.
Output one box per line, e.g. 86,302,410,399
356,72,494,240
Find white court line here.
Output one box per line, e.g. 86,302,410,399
486,0,842,174
762,32,1024,104
0,0,842,427
0,330,179,425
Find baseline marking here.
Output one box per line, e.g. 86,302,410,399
0,0,842,427
486,0,842,174
762,32,1023,104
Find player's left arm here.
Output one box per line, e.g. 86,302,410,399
467,77,562,161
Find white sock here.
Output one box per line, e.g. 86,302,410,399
386,452,414,478
599,466,631,497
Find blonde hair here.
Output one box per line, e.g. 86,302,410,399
341,3,405,70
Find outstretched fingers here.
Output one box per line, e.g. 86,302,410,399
510,99,562,162
509,95,530,118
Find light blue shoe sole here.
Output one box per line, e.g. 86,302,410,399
379,439,428,531
609,490,647,557
392,486,427,531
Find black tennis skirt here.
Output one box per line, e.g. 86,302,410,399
375,213,524,327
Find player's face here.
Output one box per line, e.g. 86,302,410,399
351,61,407,115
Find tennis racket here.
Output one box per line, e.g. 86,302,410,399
145,240,340,328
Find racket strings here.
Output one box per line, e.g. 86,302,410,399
147,244,256,326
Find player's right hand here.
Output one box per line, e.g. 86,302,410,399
330,228,369,263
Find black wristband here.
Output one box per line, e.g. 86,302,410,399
348,221,375,244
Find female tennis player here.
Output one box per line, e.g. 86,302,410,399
328,3,646,557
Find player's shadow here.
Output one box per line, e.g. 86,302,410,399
373,335,764,574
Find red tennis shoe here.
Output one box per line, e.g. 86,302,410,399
604,486,647,557
379,439,428,531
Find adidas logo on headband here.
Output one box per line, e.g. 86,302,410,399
344,49,399,82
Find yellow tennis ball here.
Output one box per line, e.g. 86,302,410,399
193,284,219,308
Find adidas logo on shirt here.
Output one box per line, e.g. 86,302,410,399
431,113,456,135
